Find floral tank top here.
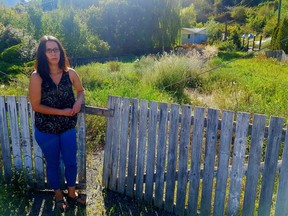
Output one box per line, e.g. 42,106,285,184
35,71,77,133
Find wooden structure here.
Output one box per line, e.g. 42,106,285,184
1,95,288,216
181,28,207,44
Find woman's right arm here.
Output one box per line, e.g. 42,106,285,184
29,72,73,116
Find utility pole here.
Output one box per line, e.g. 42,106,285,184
278,0,282,24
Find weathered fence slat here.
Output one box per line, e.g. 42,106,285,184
102,96,114,188
117,98,130,194
188,107,205,216
18,96,33,186
200,108,219,216
164,104,180,212
175,105,191,215
0,96,12,181
135,100,148,199
77,111,86,187
7,96,22,171
213,110,234,216
274,125,288,216
29,102,45,189
258,117,284,216
227,112,250,215
126,99,138,197
242,114,266,216
145,101,158,203
154,103,168,208
109,96,121,191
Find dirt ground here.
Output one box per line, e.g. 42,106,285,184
25,150,175,216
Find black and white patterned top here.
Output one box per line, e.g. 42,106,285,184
35,71,77,134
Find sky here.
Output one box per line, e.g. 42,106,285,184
3,0,30,7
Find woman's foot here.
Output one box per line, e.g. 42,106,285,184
55,198,69,212
54,189,69,212
67,193,86,206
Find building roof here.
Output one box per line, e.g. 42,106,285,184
181,28,206,34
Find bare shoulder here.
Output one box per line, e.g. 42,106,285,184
68,68,80,80
30,71,42,82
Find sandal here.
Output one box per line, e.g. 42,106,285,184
55,199,69,212
67,194,86,206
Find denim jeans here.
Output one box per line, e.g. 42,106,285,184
34,127,77,190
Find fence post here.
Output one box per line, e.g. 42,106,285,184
258,117,284,216
18,96,34,186
227,112,250,215
0,96,12,181
188,107,205,216
154,103,168,208
175,105,192,215
29,101,45,189
117,98,130,194
7,96,22,171
242,114,266,216
126,99,139,197
77,106,86,188
275,125,288,216
164,103,180,212
200,108,220,216
102,96,115,188
213,110,234,216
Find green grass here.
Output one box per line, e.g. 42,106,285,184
198,53,288,121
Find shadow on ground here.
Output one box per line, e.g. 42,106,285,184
23,189,175,216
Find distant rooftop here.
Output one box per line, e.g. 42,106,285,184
182,28,206,34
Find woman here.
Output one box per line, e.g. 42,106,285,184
29,35,85,211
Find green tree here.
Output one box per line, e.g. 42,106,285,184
27,3,43,40
230,6,247,24
275,17,288,53
0,25,22,53
180,4,196,27
205,19,222,44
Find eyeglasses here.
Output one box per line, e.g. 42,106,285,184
46,48,60,54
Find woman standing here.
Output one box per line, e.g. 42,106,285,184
29,35,85,211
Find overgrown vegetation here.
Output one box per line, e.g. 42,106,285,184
0,170,31,215
1,0,288,82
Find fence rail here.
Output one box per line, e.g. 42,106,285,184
103,96,288,216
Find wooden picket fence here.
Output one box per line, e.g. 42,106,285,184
1,95,288,216
0,95,87,189
102,96,288,216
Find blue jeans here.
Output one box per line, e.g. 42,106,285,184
35,127,77,190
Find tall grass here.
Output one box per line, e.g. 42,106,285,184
197,53,288,121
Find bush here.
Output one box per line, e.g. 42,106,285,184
218,40,237,52
1,44,23,65
0,61,23,82
108,61,121,72
141,54,205,103
0,25,22,53
0,170,31,215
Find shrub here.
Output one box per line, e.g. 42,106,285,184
218,40,237,52
0,25,22,53
1,44,23,65
141,54,205,102
108,61,121,72
0,170,31,215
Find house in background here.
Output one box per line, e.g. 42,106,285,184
181,27,207,44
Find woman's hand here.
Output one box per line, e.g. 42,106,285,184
61,108,74,116
72,100,82,115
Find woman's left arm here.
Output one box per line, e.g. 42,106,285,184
69,68,85,115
